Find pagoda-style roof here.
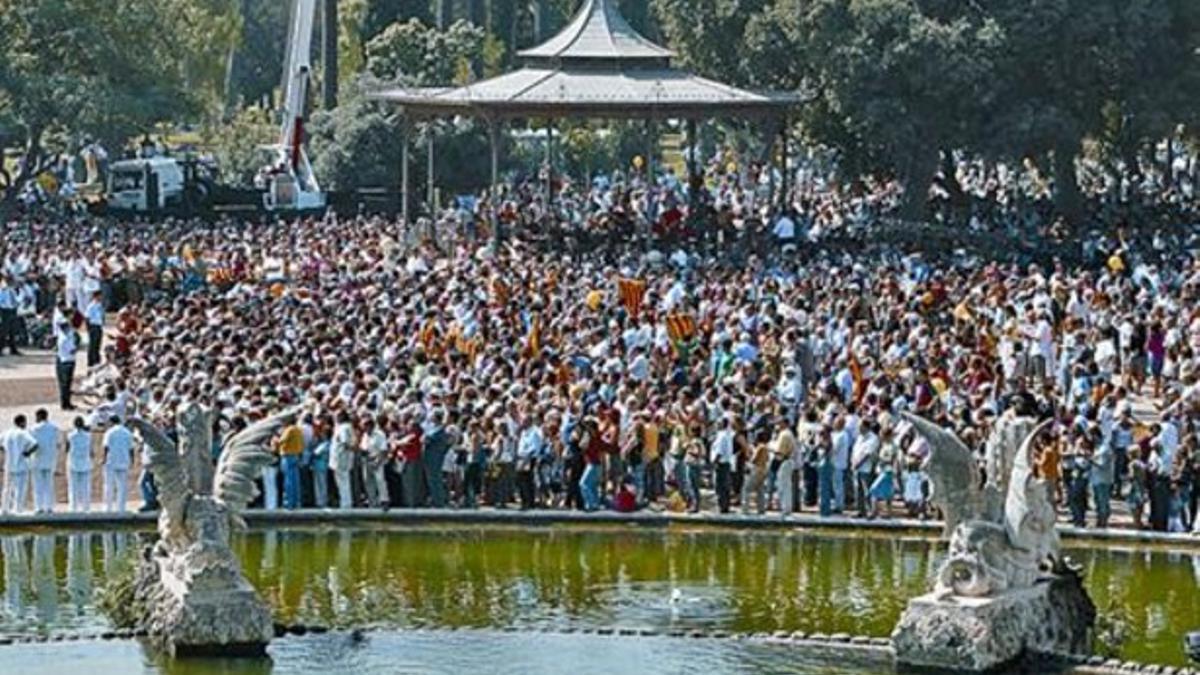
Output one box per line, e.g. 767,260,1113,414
518,0,673,65
370,0,805,120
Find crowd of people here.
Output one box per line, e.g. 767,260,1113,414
1,152,1200,536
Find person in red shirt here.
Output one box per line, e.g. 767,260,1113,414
394,420,423,507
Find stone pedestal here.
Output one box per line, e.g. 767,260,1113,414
133,543,274,657
891,575,1094,672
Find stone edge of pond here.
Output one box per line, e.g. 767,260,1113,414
0,509,1197,549
0,626,1193,675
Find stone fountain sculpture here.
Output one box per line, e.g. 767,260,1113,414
126,403,298,656
891,412,1095,672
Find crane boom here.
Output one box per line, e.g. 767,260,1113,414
262,0,324,211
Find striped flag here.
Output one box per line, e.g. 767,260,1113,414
848,352,866,404
617,277,646,318
666,312,697,343
524,313,542,359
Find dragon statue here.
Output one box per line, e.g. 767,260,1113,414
903,412,1059,597
126,404,298,656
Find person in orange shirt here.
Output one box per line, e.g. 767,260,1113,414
275,421,306,509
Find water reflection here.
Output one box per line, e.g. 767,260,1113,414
0,528,1196,666
67,533,93,613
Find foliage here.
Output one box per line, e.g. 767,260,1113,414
226,0,290,109
205,107,278,189
0,0,237,199
365,18,486,86
307,76,403,192
94,543,146,630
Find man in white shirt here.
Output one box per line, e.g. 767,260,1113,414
328,412,356,509
102,416,133,512
711,416,736,514
515,413,544,509
358,416,390,508
1,414,36,513
55,315,79,411
0,274,19,356
831,417,852,513
66,417,93,512
29,409,61,514
85,290,104,369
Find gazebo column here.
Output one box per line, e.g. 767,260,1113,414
686,117,700,228
488,117,502,247
779,116,791,213
545,121,554,215
400,116,411,226
645,118,656,243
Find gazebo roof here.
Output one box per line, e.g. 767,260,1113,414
370,0,805,119
518,0,673,64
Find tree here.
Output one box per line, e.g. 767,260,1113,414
365,19,485,85
984,0,1200,221
755,0,1002,218
205,107,277,188
0,0,237,202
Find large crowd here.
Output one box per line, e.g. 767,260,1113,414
2,152,1200,535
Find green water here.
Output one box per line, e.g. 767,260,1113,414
1,526,1198,670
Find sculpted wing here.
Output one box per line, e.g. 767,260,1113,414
1003,419,1058,557
129,417,191,540
901,413,984,535
212,407,301,514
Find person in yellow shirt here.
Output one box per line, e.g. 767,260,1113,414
275,422,306,509
642,412,662,502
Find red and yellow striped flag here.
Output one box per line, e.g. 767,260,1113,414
524,314,542,360
617,277,646,318
666,312,697,343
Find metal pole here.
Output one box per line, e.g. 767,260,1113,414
401,118,410,225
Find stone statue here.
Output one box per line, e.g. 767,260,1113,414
126,406,298,657
891,413,1095,672
904,413,1058,597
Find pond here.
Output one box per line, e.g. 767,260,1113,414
0,525,1197,672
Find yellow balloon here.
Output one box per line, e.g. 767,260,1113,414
632,155,644,169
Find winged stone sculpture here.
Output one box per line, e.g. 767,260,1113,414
903,412,1058,598
126,405,299,656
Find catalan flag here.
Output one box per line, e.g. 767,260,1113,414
666,312,698,343
524,313,542,360
848,352,866,404
618,277,646,318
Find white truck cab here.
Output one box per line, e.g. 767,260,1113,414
106,157,185,212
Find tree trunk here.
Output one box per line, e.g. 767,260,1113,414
900,144,939,222
2,127,46,207
322,0,339,109
1053,139,1083,225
